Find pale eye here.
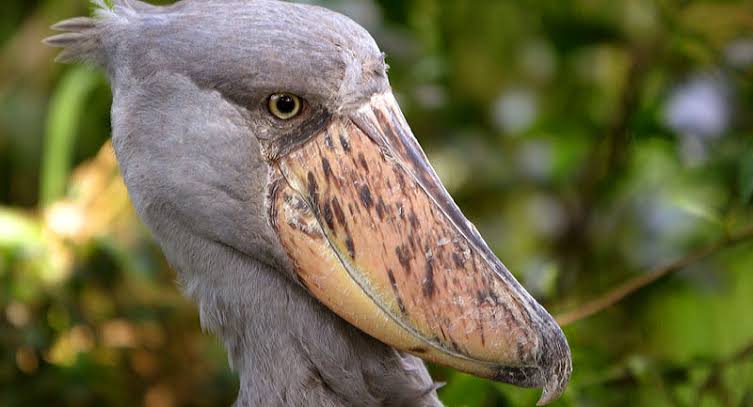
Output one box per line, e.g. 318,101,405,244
268,93,302,120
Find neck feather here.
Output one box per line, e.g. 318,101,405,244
178,239,442,407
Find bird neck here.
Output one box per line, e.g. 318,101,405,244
182,244,442,407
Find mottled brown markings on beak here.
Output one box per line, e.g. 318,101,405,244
271,93,571,404
367,100,525,291
422,256,435,298
358,185,373,209
409,211,420,228
345,235,356,258
395,245,412,275
321,157,333,180
322,201,335,230
277,117,533,365
307,172,319,207
339,133,351,152
331,197,347,227
452,252,465,268
375,198,387,220
357,152,370,171
324,134,335,150
387,269,407,315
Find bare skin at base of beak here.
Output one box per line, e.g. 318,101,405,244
269,92,572,405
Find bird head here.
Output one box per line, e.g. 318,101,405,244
46,0,571,404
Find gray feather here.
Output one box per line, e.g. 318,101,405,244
47,1,439,406
43,1,114,64
50,16,97,32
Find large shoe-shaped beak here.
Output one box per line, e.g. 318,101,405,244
269,92,571,405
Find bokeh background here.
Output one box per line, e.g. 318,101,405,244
2,0,753,406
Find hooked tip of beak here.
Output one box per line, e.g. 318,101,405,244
537,366,570,405
536,321,572,405
487,312,571,405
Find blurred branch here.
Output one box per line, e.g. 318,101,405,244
555,45,655,290
557,224,753,326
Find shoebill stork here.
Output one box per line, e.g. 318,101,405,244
46,0,571,405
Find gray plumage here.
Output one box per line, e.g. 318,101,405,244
48,1,440,406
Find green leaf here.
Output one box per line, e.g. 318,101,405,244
40,67,99,207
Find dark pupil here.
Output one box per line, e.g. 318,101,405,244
276,95,296,114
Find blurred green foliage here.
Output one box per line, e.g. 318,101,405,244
2,0,753,406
